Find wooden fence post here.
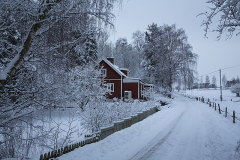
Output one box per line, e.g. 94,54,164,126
218,104,221,114
225,107,227,118
215,103,216,111
233,111,235,123
40,154,43,160
43,153,47,160
47,152,50,159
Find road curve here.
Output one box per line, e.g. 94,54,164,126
130,94,236,160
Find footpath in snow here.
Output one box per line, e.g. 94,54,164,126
58,94,240,160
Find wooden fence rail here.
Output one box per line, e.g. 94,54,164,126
39,106,159,160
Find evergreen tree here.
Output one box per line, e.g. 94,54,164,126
142,23,198,91
212,75,217,88
236,76,240,84
222,74,227,88
205,75,210,88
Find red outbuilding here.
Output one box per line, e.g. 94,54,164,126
99,57,153,100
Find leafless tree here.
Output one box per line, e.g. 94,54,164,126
199,0,240,39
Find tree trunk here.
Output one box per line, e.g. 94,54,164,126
0,0,62,89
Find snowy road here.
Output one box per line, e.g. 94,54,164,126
131,96,212,160
59,94,240,160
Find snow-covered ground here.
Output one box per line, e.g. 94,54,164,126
34,97,167,158
58,93,240,160
184,89,240,121
184,88,240,102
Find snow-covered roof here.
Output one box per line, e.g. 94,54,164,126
119,68,129,71
123,77,145,84
100,57,127,78
144,83,154,87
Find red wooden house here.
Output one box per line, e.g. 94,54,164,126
99,57,153,100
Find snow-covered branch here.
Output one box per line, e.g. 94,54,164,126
199,0,240,38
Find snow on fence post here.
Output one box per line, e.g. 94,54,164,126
233,111,235,123
225,107,227,118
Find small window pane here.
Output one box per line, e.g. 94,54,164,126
107,83,114,92
101,69,106,77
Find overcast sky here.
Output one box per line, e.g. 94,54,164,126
109,0,240,83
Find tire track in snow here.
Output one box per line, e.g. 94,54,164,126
130,110,185,160
131,95,213,160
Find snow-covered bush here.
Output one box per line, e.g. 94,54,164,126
236,140,240,154
230,83,240,96
142,88,155,101
69,65,108,111
81,101,109,133
81,100,156,133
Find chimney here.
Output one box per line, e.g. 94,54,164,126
107,57,114,64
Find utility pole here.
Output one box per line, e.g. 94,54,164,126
219,69,222,101
200,76,203,89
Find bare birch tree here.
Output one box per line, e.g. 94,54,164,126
199,0,240,39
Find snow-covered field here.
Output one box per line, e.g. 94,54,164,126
183,89,240,121
184,88,240,102
57,93,240,160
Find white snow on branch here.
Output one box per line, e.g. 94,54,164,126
0,53,20,80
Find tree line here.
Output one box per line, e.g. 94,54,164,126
98,24,198,92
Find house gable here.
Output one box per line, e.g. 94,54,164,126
99,60,122,79
99,58,127,78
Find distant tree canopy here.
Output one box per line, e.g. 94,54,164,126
205,75,210,84
212,75,217,88
222,74,227,88
230,83,240,94
200,0,240,39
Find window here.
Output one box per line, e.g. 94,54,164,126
107,83,114,92
101,69,106,77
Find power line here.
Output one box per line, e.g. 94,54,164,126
222,69,240,72
198,70,218,78
222,64,240,71
199,64,240,78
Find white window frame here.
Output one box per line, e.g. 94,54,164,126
107,83,114,92
101,69,106,77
